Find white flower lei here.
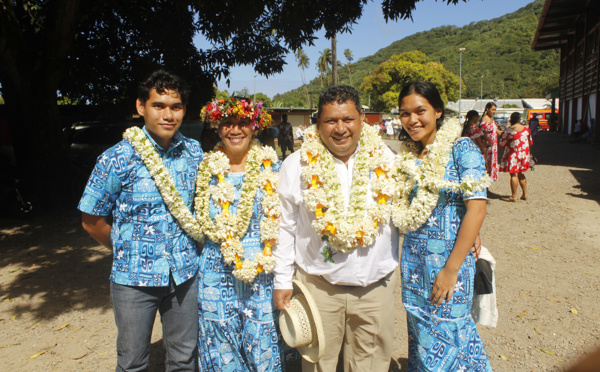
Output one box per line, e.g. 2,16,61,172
300,124,394,258
391,118,492,233
123,127,203,241
195,140,280,283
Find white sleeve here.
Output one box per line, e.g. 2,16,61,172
273,156,300,289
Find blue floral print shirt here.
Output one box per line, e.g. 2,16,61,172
78,126,203,287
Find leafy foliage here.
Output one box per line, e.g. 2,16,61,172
361,51,459,111
276,0,558,109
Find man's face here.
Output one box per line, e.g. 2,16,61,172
317,101,363,164
136,88,185,149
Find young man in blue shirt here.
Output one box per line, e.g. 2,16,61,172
79,70,203,371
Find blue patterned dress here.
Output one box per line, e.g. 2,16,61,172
198,166,284,372
401,138,493,371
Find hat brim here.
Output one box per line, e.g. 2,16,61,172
280,279,325,363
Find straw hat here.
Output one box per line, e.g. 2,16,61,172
279,280,325,363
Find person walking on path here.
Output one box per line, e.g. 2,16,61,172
78,70,203,371
394,81,492,371
273,85,399,371
196,97,285,371
480,102,502,181
278,113,294,160
499,112,532,202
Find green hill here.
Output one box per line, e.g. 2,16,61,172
274,0,558,109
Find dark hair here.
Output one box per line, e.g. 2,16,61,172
137,69,190,105
397,81,445,147
282,113,288,121
316,85,362,117
461,110,480,137
510,111,521,125
483,102,497,118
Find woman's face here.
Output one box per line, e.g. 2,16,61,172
218,117,256,158
399,93,442,147
487,105,497,117
470,115,480,125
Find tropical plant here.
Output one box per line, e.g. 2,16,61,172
317,48,332,87
344,49,354,85
295,48,310,107
361,50,460,111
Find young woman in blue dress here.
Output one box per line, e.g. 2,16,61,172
196,98,285,371
392,81,493,371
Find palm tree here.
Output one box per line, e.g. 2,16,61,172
317,48,332,87
295,49,310,108
344,49,354,85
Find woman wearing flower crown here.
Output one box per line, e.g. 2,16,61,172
196,97,285,371
393,81,493,371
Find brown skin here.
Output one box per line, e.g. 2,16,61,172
81,88,186,248
274,100,364,310
400,93,486,306
217,117,257,172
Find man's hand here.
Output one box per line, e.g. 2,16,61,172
471,234,482,262
274,289,294,311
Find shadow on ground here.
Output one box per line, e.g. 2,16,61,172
0,211,113,320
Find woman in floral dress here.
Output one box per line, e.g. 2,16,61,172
394,81,492,371
196,98,284,371
499,112,531,202
480,102,502,181
462,110,486,155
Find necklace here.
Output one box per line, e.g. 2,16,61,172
195,140,280,283
300,124,394,262
391,118,491,232
123,127,202,241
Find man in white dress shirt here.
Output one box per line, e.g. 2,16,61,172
274,85,399,371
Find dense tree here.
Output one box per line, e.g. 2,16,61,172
276,0,557,108
361,50,459,111
0,0,466,208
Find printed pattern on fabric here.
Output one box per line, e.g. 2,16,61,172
78,128,203,287
198,168,285,372
499,127,531,173
480,121,499,181
401,139,492,371
467,125,485,140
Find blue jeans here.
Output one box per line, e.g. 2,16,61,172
110,275,198,372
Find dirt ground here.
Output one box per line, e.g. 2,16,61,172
1,131,599,371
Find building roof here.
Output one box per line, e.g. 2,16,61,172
532,0,600,51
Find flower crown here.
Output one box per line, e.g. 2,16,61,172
200,97,273,130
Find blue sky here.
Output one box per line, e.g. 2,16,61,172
194,0,535,99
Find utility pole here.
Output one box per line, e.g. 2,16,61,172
331,34,338,85
459,48,466,118
480,76,483,100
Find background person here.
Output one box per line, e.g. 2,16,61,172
499,111,532,202
480,101,502,181
395,81,492,371
274,85,399,371
462,109,487,154
278,113,294,160
79,70,202,371
196,98,285,371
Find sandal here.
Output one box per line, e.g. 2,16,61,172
520,195,528,201
504,197,518,202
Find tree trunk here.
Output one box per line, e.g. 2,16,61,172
3,76,73,210
331,35,338,86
